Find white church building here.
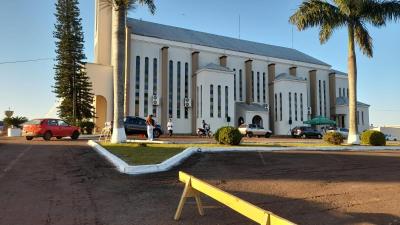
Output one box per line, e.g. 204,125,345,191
86,1,370,135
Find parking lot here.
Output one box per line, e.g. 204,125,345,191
0,137,399,225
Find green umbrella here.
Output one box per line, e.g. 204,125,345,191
304,116,336,126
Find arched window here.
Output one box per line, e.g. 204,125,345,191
217,85,222,118
239,69,243,101
177,61,181,119
300,93,304,121
295,93,298,121
233,69,236,101
275,93,278,121
257,72,260,103
210,85,214,118
289,92,292,122
225,86,229,118
184,62,189,119
144,57,149,116
168,60,173,117
152,58,158,116
263,72,266,103
279,93,282,121
135,56,140,116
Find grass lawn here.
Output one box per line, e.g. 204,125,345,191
100,141,400,166
101,143,186,165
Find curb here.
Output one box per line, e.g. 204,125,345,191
88,140,400,175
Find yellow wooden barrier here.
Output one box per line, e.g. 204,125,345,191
174,171,296,225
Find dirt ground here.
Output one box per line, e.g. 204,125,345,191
0,137,399,225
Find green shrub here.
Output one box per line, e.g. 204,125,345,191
214,127,223,142
78,120,95,134
216,126,243,145
3,116,28,128
361,130,386,146
323,132,344,145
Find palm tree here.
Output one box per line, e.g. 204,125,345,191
290,0,400,144
101,0,155,143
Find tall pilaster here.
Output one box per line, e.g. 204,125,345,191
268,63,275,133
94,0,112,65
245,59,253,104
191,51,200,134
161,47,169,132
309,70,317,118
329,72,336,119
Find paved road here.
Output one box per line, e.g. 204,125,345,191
1,137,400,225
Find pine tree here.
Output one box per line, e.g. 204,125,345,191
53,0,93,125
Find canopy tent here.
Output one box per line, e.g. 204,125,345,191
304,116,336,126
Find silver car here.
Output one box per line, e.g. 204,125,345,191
327,127,349,138
238,124,272,138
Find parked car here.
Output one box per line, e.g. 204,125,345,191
124,116,163,138
238,124,272,138
0,121,3,134
327,127,349,138
22,119,80,141
385,134,398,141
291,126,323,139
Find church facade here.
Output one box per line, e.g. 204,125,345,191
87,1,370,135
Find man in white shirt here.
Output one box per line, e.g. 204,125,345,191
167,118,173,136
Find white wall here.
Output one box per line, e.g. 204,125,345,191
196,69,235,132
85,63,113,122
274,79,308,135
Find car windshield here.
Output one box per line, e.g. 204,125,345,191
25,119,42,125
58,120,69,126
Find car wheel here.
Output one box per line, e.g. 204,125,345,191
43,131,52,141
301,134,307,139
71,131,80,140
247,132,253,138
56,136,62,140
26,136,33,141
153,129,161,138
317,134,322,139
394,138,397,141
265,133,272,138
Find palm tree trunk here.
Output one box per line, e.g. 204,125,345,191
347,24,359,144
110,6,127,143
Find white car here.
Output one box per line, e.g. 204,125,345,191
385,134,398,141
327,127,349,138
238,124,272,138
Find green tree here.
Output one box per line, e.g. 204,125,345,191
54,0,94,125
290,0,400,144
101,0,155,143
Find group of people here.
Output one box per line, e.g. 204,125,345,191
145,115,174,141
145,116,210,141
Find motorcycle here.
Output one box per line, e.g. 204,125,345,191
197,127,213,138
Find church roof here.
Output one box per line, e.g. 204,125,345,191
128,18,331,67
336,97,370,107
275,73,306,81
331,69,347,76
200,63,233,72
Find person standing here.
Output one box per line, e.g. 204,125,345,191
146,115,155,141
167,118,173,136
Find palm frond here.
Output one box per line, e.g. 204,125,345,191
290,0,347,30
354,21,373,57
99,0,156,14
360,0,400,26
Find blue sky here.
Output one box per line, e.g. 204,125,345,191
0,0,399,126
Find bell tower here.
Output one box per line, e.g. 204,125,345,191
94,0,112,65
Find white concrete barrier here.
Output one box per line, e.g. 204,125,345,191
88,140,400,175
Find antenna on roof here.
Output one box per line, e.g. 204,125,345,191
238,14,241,39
